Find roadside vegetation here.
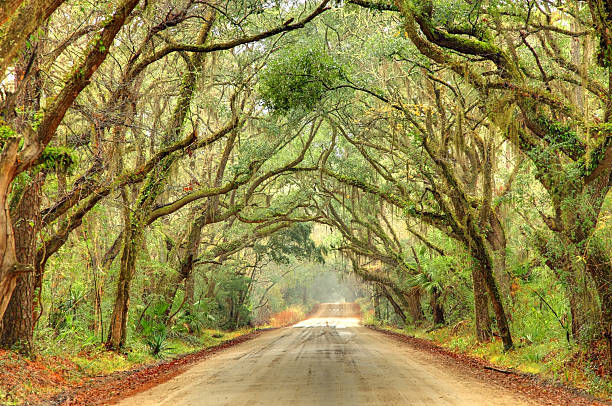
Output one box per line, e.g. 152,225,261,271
0,327,253,405
365,315,612,400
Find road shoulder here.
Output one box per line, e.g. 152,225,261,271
368,326,610,406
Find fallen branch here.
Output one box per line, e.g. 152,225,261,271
483,365,514,374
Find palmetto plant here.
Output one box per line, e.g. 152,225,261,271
408,272,442,295
145,328,173,358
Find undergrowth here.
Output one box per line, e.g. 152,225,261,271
0,327,255,405
267,305,306,327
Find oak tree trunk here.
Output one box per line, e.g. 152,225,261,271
185,272,195,306
106,222,141,350
0,174,43,353
405,287,424,322
430,287,445,325
0,139,22,322
566,266,598,342
373,286,381,320
472,269,492,342
481,263,513,350
586,245,612,372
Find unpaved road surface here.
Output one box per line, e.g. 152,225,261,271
117,303,536,405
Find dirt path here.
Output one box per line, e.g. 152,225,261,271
116,303,541,406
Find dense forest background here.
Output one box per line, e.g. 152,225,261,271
0,0,611,402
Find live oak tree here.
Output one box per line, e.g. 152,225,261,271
0,0,141,351
0,0,331,351
351,0,612,368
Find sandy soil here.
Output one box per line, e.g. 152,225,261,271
115,303,537,406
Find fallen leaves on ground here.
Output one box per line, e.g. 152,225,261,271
0,330,262,406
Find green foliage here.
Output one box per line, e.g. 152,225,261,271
212,271,252,329
138,301,170,336
38,147,77,174
259,46,345,112
144,329,173,358
582,130,612,177
258,223,324,264
509,265,572,344
172,301,214,335
448,335,471,351
137,302,175,357
7,1,612,402
48,284,86,332
8,172,32,211
430,0,483,28
0,124,17,140
362,31,413,61
406,251,455,294
535,116,585,156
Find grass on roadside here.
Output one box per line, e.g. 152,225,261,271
0,327,255,405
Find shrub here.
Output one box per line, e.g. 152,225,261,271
268,306,305,327
145,329,173,358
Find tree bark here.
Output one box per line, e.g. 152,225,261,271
106,217,141,350
404,287,424,323
566,264,598,341
0,0,139,325
486,215,511,300
205,276,216,299
0,174,43,353
0,0,65,78
106,14,218,349
479,258,513,350
185,272,195,306
0,139,22,321
472,268,492,342
430,286,445,325
0,272,33,352
586,242,612,371
533,231,597,342
373,285,381,320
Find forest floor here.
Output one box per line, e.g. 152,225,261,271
0,328,259,406
367,322,612,403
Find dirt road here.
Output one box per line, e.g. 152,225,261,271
117,303,536,405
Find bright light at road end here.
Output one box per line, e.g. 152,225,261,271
292,317,360,328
